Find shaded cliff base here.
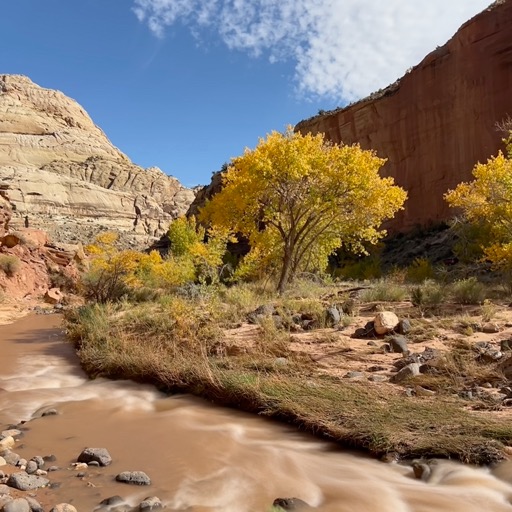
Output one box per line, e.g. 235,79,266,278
66,278,512,466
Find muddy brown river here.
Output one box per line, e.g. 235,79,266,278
2,314,512,511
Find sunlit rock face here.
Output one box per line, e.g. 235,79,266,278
296,0,512,232
0,74,194,246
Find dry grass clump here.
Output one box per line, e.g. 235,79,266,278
411,280,446,315
359,280,408,302
407,318,441,343
0,254,21,277
411,342,503,395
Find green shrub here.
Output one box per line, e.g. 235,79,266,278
411,280,446,314
359,280,407,302
450,277,487,305
406,257,434,283
0,254,21,277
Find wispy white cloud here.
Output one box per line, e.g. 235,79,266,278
132,0,492,102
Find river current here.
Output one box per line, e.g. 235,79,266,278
2,314,512,511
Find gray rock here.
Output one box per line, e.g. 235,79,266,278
397,319,412,335
99,496,124,507
390,363,421,383
2,498,30,512
344,371,365,380
77,447,112,466
6,473,49,491
369,375,388,382
388,335,409,355
139,496,163,510
0,458,5,467
353,328,368,339
352,321,376,339
247,304,275,324
0,485,9,495
272,497,312,510
116,471,151,485
50,505,77,512
325,307,341,326
24,497,43,512
30,457,44,469
25,461,37,475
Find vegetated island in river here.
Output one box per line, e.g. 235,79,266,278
65,275,512,466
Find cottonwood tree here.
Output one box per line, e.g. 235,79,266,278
200,127,407,294
445,131,512,275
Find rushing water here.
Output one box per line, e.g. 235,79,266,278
2,315,512,511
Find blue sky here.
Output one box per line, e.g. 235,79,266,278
1,0,491,187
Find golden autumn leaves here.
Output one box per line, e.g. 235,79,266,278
445,133,512,272
200,128,407,293
85,126,512,297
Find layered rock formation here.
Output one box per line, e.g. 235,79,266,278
0,75,194,246
0,190,11,237
296,0,512,232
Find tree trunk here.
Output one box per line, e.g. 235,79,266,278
277,248,293,295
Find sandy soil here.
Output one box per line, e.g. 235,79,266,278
223,300,512,403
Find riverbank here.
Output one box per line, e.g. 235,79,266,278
65,283,512,465
0,301,33,326
6,314,512,511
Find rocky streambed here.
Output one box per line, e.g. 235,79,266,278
2,315,512,511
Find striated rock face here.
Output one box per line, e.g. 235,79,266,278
296,0,512,232
0,75,194,246
0,190,11,237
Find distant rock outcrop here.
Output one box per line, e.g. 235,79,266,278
296,0,512,232
0,75,194,246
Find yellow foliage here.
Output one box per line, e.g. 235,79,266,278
167,216,231,284
445,132,512,272
83,232,199,301
200,127,407,293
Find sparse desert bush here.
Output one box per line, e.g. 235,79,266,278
0,254,21,277
450,277,487,305
359,280,407,302
480,299,498,322
411,280,446,314
406,257,434,283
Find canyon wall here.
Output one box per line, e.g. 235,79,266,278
0,75,194,246
296,0,512,232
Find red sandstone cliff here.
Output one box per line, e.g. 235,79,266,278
296,0,512,232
